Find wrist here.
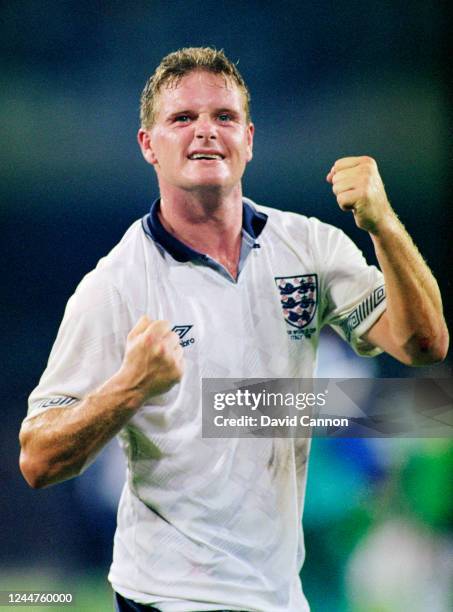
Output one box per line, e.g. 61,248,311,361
95,370,147,412
368,209,401,239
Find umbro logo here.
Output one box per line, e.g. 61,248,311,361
172,324,195,348
172,325,192,339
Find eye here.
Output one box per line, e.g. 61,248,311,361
175,115,191,123
218,113,232,122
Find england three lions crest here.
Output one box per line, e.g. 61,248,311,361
275,274,318,329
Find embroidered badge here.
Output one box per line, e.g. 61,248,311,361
274,274,318,332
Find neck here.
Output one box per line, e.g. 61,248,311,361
158,184,244,277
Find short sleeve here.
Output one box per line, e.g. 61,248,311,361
27,271,131,420
313,220,387,356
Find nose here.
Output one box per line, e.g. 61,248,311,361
195,116,217,140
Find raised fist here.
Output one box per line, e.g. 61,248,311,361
326,156,395,234
118,315,184,403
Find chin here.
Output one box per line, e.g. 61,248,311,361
186,182,230,193
184,174,232,190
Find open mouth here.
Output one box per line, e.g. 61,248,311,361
187,153,225,160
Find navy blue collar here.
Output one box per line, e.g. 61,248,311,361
143,198,268,263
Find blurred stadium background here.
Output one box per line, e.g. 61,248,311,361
1,1,451,610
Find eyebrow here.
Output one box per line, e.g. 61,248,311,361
165,107,241,121
216,108,241,116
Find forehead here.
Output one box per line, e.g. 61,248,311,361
156,70,245,117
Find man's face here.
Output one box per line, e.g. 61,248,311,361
138,71,254,193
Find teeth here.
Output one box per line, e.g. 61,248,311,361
189,153,223,160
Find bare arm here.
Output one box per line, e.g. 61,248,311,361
327,156,449,365
19,316,184,488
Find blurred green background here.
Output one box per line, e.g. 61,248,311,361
1,1,451,610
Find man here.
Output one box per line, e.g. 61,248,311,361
19,47,448,612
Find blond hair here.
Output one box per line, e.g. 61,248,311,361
140,47,251,128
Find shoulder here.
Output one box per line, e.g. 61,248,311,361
95,218,148,277
69,218,150,315
248,198,349,251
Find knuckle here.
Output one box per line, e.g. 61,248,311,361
143,331,155,348
165,347,177,364
337,193,348,208
153,343,166,359
163,344,179,364
151,319,170,335
363,156,376,168
136,315,149,331
363,187,371,199
360,177,370,193
165,335,179,352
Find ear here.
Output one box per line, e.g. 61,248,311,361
245,122,254,163
137,128,158,166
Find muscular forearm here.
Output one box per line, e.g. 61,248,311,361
328,156,448,365
370,214,448,362
20,316,184,489
19,373,143,488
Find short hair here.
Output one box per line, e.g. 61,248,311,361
140,47,251,129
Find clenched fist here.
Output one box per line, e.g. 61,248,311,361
118,315,184,403
326,156,395,234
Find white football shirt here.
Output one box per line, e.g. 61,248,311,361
27,198,386,611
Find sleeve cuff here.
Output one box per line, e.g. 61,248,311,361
337,284,387,357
